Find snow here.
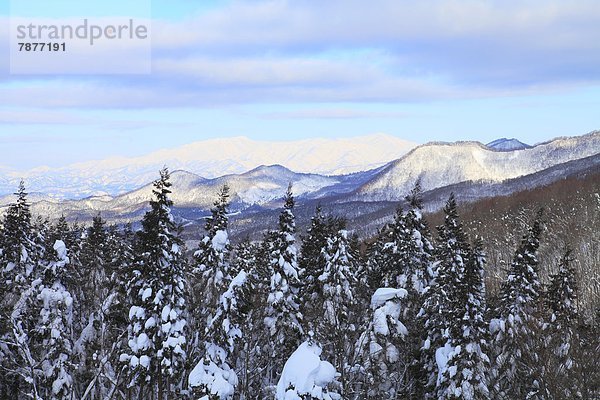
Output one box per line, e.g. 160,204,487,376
141,287,152,302
276,341,339,400
139,355,150,369
212,230,229,251
53,240,67,258
145,316,156,329
128,332,151,353
129,305,145,321
161,305,171,322
371,288,408,308
4,262,15,273
355,133,600,202
188,343,237,398
435,342,455,384
8,134,416,199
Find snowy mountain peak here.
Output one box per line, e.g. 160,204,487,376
355,131,600,201
0,134,417,199
486,138,531,151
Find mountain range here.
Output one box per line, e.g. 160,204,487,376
2,130,598,232
0,134,416,199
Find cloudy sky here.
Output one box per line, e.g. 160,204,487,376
1,0,599,169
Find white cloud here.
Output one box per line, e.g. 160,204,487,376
261,108,410,119
1,1,600,109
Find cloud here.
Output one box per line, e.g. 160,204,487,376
1,1,600,109
0,109,92,124
261,108,411,119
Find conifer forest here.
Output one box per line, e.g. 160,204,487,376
0,167,598,400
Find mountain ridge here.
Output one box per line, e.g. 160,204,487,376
0,134,417,198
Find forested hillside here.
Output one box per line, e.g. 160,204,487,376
0,168,597,399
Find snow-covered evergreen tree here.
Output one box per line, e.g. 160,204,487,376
0,181,46,398
276,340,340,400
544,247,580,398
397,184,436,397
230,238,265,398
192,185,232,334
1,180,39,291
420,194,471,399
490,209,544,399
317,229,357,394
35,240,75,400
264,184,304,383
299,206,345,330
189,185,253,399
357,288,409,399
189,270,252,399
122,167,188,398
439,237,490,399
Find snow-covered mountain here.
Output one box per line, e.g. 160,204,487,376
0,134,416,199
2,131,598,225
351,131,600,201
18,165,376,222
486,138,531,151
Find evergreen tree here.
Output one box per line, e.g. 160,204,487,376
193,184,232,327
491,209,544,399
243,236,274,397
123,168,188,399
317,229,357,394
299,205,345,331
356,287,409,399
264,184,304,384
420,194,471,399
544,247,580,398
440,237,490,399
189,270,252,399
230,238,265,398
189,185,252,399
0,181,45,398
35,240,75,400
1,180,39,289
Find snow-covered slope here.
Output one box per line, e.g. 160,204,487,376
19,166,351,220
3,131,598,224
353,131,600,201
486,138,531,151
0,134,416,198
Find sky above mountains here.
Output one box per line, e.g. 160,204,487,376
1,0,599,170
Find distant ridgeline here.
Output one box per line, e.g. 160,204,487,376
0,167,597,399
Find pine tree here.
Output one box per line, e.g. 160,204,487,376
317,229,357,394
35,240,75,400
192,185,232,333
299,205,345,331
440,237,490,399
242,237,273,397
420,194,471,399
356,287,409,399
189,270,253,399
1,180,39,289
189,185,251,399
230,238,264,398
491,209,544,399
73,214,111,391
123,167,188,399
544,247,580,398
264,184,304,384
397,182,436,397
0,181,45,398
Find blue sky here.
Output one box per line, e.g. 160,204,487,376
1,0,599,169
